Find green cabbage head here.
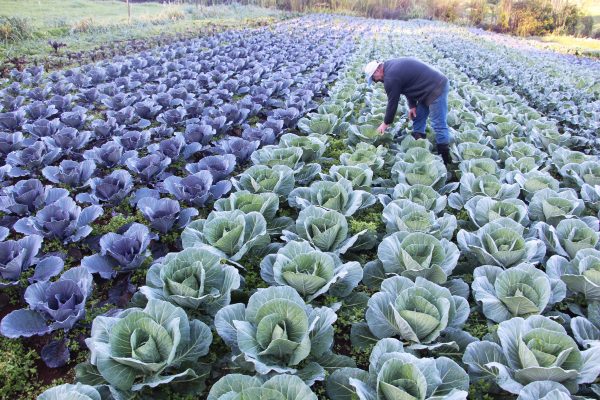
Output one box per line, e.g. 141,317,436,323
82,299,212,393
208,374,317,400
547,248,600,301
377,231,459,284
283,205,364,254
181,210,269,261
215,285,336,382
463,315,600,394
472,263,565,323
140,247,240,314
37,383,100,400
327,338,469,400
458,218,545,268
260,240,362,301
365,276,469,344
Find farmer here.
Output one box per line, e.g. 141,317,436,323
364,58,451,165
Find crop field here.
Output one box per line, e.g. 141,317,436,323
1,9,600,400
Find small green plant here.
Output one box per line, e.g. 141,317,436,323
323,137,347,162
348,204,384,235
91,213,141,236
41,238,64,254
468,379,496,400
239,254,269,292
130,256,154,287
453,208,469,221
0,336,39,398
464,309,494,339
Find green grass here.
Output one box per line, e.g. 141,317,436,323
0,0,283,28
525,0,600,56
0,0,287,63
535,34,600,57
2,0,173,27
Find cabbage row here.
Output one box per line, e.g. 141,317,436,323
3,15,600,400
424,24,600,149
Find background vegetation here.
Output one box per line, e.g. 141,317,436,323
160,0,598,37
0,0,288,73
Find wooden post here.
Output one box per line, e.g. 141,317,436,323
127,0,131,23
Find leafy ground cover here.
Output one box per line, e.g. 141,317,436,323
1,10,600,400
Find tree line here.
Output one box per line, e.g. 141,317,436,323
130,0,597,37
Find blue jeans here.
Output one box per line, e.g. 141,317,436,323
412,80,450,145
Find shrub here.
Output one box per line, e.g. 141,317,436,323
0,16,31,42
70,18,95,34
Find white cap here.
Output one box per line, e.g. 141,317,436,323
364,60,381,85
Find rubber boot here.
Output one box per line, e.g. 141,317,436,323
412,132,426,140
437,143,451,165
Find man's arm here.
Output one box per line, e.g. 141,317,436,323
384,83,401,125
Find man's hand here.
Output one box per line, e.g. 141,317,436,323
408,107,417,120
377,123,389,134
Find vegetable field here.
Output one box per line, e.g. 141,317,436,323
1,12,600,400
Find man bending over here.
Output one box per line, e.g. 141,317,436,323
364,58,451,165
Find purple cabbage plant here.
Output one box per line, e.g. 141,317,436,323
13,196,102,244
125,153,171,183
0,266,92,336
0,179,68,216
82,223,157,279
0,110,25,131
47,94,74,113
0,131,25,157
76,169,134,205
148,133,190,160
83,141,136,169
137,197,198,234
107,106,150,129
6,141,61,177
157,107,186,127
59,107,87,129
212,136,259,164
133,98,162,119
42,160,96,188
90,117,121,140
23,101,58,120
162,170,232,207
185,154,236,182
0,266,92,367
270,107,301,128
114,129,152,151
42,127,92,155
242,126,277,146
0,234,64,287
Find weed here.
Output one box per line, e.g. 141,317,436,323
348,203,384,235
464,309,495,339
322,136,347,162
468,379,498,400
0,336,40,398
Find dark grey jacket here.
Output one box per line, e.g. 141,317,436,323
383,58,448,125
